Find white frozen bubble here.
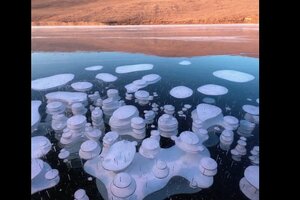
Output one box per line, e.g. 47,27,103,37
31,158,44,179
115,64,153,74
242,105,259,115
31,73,74,91
142,74,161,84
85,65,103,71
31,136,52,159
71,82,93,92
213,70,255,83
102,140,137,172
31,100,41,131
256,98,259,104
46,91,87,106
197,84,228,96
202,97,216,104
196,103,222,122
169,86,193,99
111,172,136,198
179,60,191,65
244,166,259,189
96,73,118,82
184,104,192,109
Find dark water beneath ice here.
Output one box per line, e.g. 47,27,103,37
31,52,259,200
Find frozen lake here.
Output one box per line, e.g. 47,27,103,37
31,25,259,200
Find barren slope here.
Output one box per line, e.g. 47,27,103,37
32,0,258,25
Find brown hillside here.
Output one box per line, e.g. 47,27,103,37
32,0,258,25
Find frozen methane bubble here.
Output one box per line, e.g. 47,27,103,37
125,74,161,93
134,90,150,106
71,103,87,115
102,97,122,121
110,172,136,198
71,82,93,92
179,60,191,65
184,104,192,109
249,146,259,165
164,104,175,115
219,130,234,150
115,64,153,74
31,100,42,132
242,105,259,115
231,138,247,161
172,131,204,153
46,101,66,116
102,140,137,172
45,169,59,180
223,115,239,130
199,157,218,176
202,97,216,104
191,103,223,130
239,166,259,200
152,160,169,179
31,158,44,180
158,114,178,138
256,98,259,104
139,137,160,159
141,74,161,84
107,89,121,101
31,73,75,91
131,117,146,139
91,107,105,133
31,136,52,159
31,158,60,194
51,114,68,133
237,120,256,137
74,189,89,200
46,92,87,107
79,140,101,160
169,86,193,99
144,110,156,124
109,105,139,136
197,84,228,96
96,73,118,82
58,149,70,160
85,65,103,71
213,70,255,83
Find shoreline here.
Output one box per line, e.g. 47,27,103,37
32,24,259,28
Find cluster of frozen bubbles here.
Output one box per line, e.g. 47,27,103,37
31,62,258,200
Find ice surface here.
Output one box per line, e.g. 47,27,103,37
179,60,191,65
31,74,74,91
85,65,103,71
46,91,87,106
197,84,228,96
169,86,193,99
96,73,118,82
213,70,255,83
71,82,93,92
115,64,153,74
242,105,259,115
31,100,41,132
